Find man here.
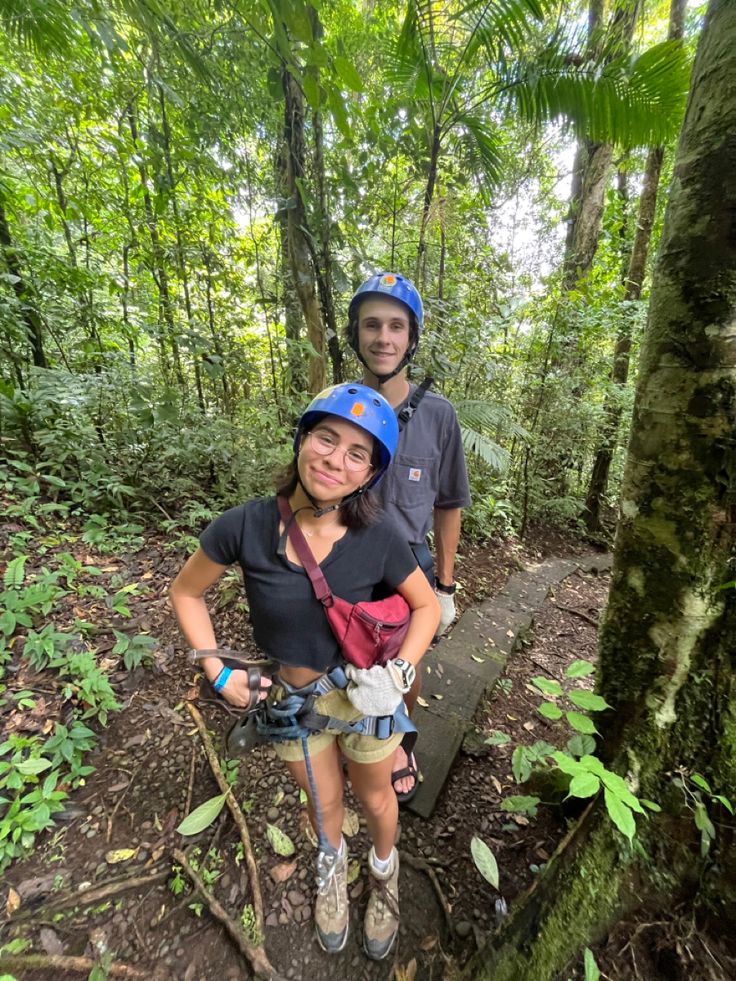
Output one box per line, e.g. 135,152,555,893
346,271,471,803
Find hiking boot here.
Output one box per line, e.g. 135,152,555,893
314,846,349,953
363,847,400,960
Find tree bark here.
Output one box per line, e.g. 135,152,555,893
583,0,687,532
282,68,325,395
469,1,736,975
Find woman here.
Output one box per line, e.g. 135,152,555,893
170,383,439,959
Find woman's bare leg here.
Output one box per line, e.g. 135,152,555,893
283,740,345,849
346,753,398,860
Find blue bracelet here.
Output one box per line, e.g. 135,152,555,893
212,666,232,692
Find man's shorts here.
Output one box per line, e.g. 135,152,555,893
270,686,403,765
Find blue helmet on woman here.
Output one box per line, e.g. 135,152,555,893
346,273,424,384
296,383,398,490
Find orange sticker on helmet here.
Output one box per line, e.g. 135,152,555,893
380,274,397,287
350,402,365,417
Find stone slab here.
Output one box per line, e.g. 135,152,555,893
406,551,611,818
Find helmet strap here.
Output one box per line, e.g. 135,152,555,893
295,473,369,518
352,344,417,387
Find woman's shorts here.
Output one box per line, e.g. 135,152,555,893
270,686,403,765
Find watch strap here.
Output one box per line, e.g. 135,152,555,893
434,579,456,595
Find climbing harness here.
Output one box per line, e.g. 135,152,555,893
225,664,416,889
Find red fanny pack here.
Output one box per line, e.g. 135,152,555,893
277,496,410,669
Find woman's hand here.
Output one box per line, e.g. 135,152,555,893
217,668,272,710
345,664,404,716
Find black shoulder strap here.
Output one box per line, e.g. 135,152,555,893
397,376,434,431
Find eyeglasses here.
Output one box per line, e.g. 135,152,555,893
305,430,374,472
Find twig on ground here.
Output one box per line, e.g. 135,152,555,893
553,602,599,628
402,852,454,936
185,741,198,816
8,868,169,922
0,954,155,977
530,658,557,678
172,847,283,981
185,701,264,932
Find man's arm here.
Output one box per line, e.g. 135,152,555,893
434,506,462,585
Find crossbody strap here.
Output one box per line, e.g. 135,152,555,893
276,495,334,607
397,376,434,430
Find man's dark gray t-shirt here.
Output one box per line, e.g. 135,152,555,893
373,385,471,544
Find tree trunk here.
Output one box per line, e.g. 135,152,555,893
415,123,442,291
0,195,47,369
282,68,325,395
583,0,687,532
126,102,184,388
312,103,343,385
469,2,736,975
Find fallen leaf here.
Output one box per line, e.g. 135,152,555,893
105,848,139,864
506,630,514,638
417,697,429,708
395,957,418,981
471,655,484,663
522,722,535,731
347,859,361,885
299,811,318,847
6,886,21,916
431,693,444,701
420,935,438,950
266,824,295,858
491,776,503,794
272,789,285,807
108,781,129,793
270,861,297,884
341,808,360,838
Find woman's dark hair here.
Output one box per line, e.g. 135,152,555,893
275,423,383,530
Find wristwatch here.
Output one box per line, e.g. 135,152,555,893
388,658,416,693
434,578,456,595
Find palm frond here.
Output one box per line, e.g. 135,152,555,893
456,399,530,441
504,38,690,147
460,426,511,471
452,110,506,194
459,0,549,64
0,0,81,55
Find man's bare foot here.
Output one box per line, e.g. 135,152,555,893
390,744,418,800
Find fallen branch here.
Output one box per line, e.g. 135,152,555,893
172,847,283,981
402,852,454,936
0,954,154,978
8,868,169,922
185,701,265,932
553,603,599,628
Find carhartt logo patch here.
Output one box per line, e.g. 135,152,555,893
408,467,422,482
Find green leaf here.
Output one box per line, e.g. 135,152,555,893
511,745,532,783
693,802,715,840
566,712,598,735
485,730,512,746
551,751,586,776
266,823,295,857
334,56,364,92
567,772,600,799
16,757,53,776
302,74,321,109
568,690,610,712
584,946,601,981
470,835,499,889
176,793,228,836
4,555,27,589
538,701,563,720
596,767,644,813
640,799,662,812
565,660,595,679
531,677,563,697
604,788,636,840
714,795,734,815
500,795,540,814
566,734,596,758
690,773,712,794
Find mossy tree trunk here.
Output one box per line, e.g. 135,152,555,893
468,2,736,976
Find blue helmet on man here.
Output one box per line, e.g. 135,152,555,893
296,383,398,489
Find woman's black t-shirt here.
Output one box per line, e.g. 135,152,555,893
199,497,417,672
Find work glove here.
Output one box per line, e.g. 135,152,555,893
344,664,404,717
434,589,456,638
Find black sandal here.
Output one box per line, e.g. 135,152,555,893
391,752,419,805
